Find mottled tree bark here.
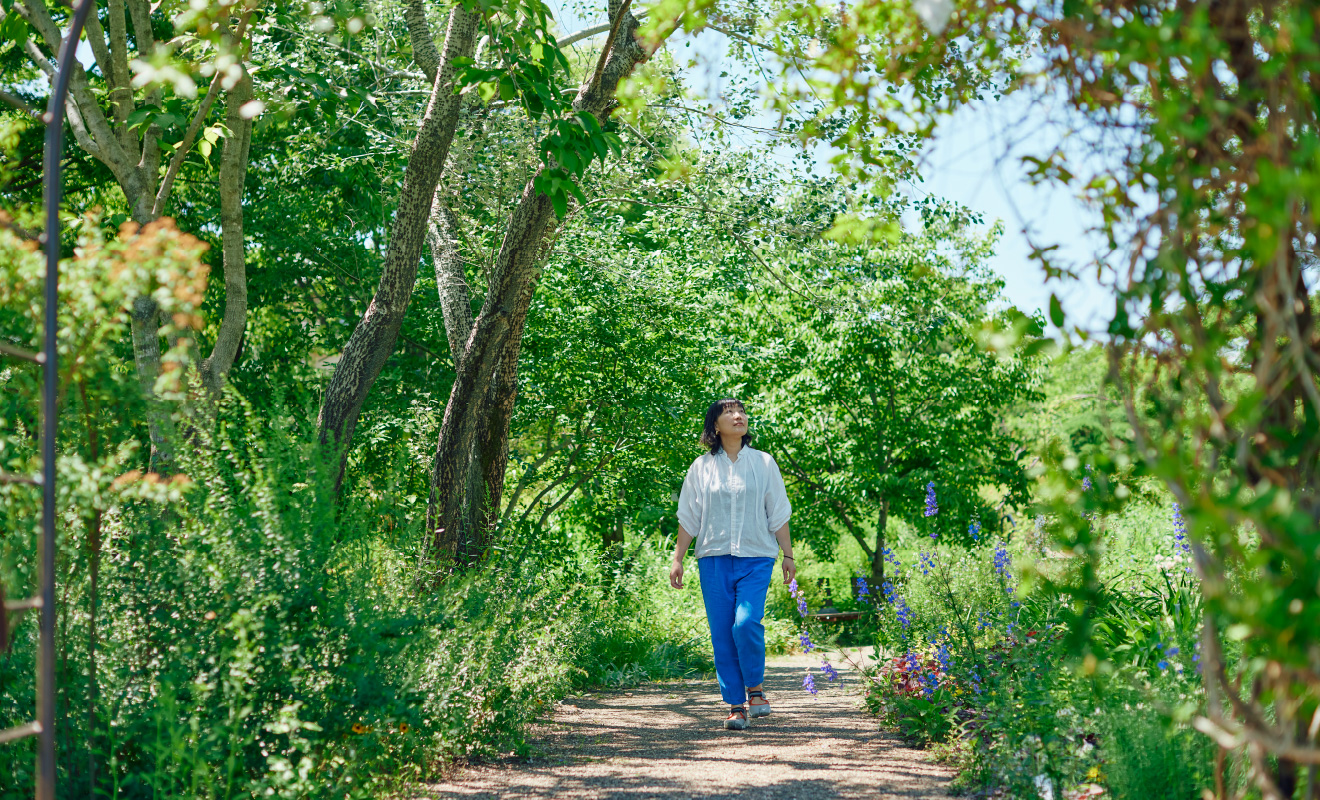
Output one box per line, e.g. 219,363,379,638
426,0,652,568
316,2,480,487
426,195,474,369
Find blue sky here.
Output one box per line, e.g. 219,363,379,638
596,17,1119,333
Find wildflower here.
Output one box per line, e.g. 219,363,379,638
895,597,913,630
855,573,870,599
1172,502,1191,556
970,671,983,694
799,630,815,652
797,596,809,617
969,520,981,543
882,547,902,573
803,672,817,695
1082,464,1093,491
881,580,899,604
399,723,410,733
918,551,936,576
821,661,839,682
1157,660,1169,670
1164,645,1179,656
789,579,799,594
934,641,953,672
920,669,939,698
993,539,1011,581
351,723,367,734
924,481,939,517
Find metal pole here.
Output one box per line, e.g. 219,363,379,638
40,2,95,798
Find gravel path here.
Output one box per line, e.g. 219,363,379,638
418,651,952,799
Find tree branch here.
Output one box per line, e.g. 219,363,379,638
105,0,136,141
557,9,649,49
152,2,259,217
199,69,253,395
405,0,441,84
588,0,633,92
0,89,41,120
427,194,474,368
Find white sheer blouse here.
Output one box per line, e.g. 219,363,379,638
676,447,793,559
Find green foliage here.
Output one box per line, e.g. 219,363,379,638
840,493,1248,799
725,193,1041,575
0,217,709,797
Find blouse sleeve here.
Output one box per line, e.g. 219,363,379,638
765,455,792,532
676,458,703,535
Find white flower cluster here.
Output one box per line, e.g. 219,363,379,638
1154,552,1191,574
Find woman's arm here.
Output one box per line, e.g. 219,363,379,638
670,526,695,589
773,522,796,585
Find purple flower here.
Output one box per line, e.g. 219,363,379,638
797,597,809,617
1157,660,1169,670
920,670,939,698
935,642,952,672
803,673,817,695
924,482,939,517
882,547,902,573
855,573,870,599
821,661,839,682
895,597,913,631
789,579,799,594
799,630,815,652
1082,464,1093,491
1172,502,1190,556
993,539,1011,580
918,551,936,576
969,520,981,543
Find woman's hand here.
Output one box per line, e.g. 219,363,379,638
670,558,684,589
781,557,796,586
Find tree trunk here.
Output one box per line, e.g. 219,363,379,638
870,499,888,588
200,72,253,396
316,3,479,488
426,0,651,569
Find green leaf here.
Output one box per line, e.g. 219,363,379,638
1048,293,1065,328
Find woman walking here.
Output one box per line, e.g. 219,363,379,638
671,398,795,730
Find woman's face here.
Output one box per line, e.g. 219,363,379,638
715,403,748,437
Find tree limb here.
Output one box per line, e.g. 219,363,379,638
0,89,41,120
588,0,633,92
427,194,475,368
405,0,441,84
199,69,253,395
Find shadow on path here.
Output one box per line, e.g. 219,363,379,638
417,656,952,799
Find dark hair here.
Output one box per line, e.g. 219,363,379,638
700,398,752,455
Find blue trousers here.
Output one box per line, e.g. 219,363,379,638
697,555,776,705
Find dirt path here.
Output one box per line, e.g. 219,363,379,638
418,652,952,799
